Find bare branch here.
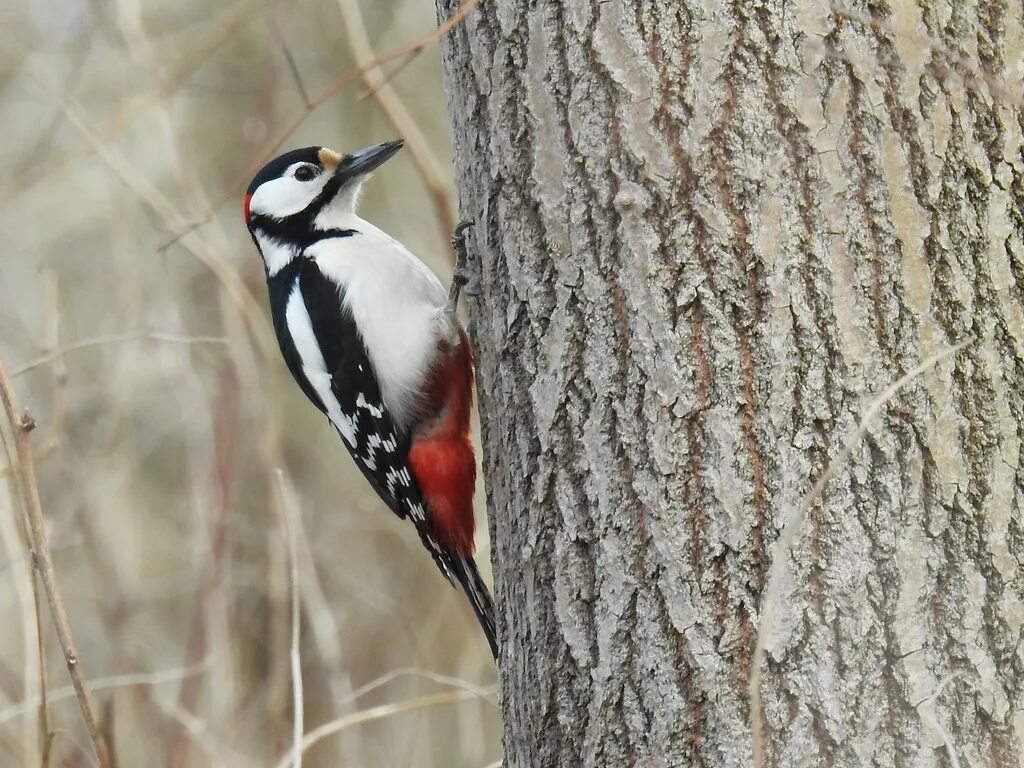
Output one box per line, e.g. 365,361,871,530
11,331,228,378
0,0,287,208
0,361,112,768
337,0,458,253
0,430,45,764
165,0,481,246
274,28,312,108
273,469,304,768
0,659,213,726
52,96,280,365
272,687,494,768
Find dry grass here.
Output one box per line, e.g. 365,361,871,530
0,1,498,766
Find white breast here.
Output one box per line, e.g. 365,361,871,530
306,217,454,431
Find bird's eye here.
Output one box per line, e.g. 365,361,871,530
294,165,317,182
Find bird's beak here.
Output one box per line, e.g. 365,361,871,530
330,140,405,183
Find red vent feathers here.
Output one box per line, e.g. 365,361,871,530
407,332,477,556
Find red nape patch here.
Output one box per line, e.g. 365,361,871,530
243,193,253,224
409,435,477,556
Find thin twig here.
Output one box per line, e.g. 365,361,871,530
273,470,304,768
151,698,249,766
0,436,43,765
274,28,311,108
0,361,112,768
337,0,458,253
360,51,418,98
749,342,968,767
35,270,63,767
0,0,287,208
0,278,70,480
337,666,496,707
292,495,352,701
52,96,280,366
0,659,213,726
165,364,241,768
0,442,58,481
11,331,228,378
916,673,964,768
163,0,481,248
30,536,49,766
272,687,493,768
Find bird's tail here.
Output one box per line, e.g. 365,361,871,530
446,553,498,660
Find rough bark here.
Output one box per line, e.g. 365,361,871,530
435,1,1024,766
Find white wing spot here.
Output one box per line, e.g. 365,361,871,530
355,392,384,418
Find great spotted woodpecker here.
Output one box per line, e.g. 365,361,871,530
244,140,497,659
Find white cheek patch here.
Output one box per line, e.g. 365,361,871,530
250,166,329,219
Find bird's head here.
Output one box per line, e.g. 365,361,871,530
244,140,404,236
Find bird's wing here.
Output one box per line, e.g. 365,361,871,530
270,256,497,659
274,257,419,515
274,262,439,537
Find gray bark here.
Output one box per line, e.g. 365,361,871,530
435,1,1024,766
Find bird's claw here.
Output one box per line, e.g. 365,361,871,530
451,219,474,272
448,220,478,309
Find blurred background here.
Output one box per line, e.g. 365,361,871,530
0,0,499,766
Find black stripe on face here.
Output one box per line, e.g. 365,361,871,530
247,146,337,240
247,146,352,246
250,216,358,250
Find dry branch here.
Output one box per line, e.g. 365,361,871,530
0,659,212,727
0,0,286,208
272,687,493,768
163,0,482,248
336,0,458,253
273,469,305,768
0,361,112,768
11,331,228,378
0,428,45,765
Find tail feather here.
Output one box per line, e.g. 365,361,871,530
403,506,497,660
446,553,498,660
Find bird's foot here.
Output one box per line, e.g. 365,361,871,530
448,220,480,309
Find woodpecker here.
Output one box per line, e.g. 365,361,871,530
244,140,497,659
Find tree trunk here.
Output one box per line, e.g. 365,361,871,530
435,1,1024,765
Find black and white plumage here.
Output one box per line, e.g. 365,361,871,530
245,142,497,659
